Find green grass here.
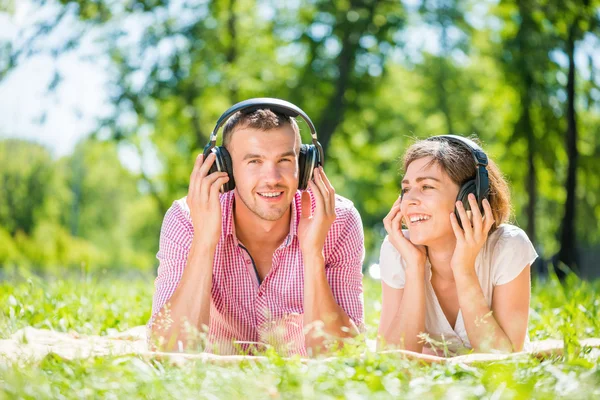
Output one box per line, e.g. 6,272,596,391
0,269,599,399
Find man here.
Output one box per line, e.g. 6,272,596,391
148,102,364,356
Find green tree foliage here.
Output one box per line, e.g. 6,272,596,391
1,0,599,275
0,138,158,271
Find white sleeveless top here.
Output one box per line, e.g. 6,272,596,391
379,224,538,355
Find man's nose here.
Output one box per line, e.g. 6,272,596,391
262,161,283,183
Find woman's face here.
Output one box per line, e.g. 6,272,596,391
400,156,460,246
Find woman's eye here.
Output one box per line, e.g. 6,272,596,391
401,188,409,194
423,185,434,190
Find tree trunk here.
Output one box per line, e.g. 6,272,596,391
438,21,454,134
316,0,378,154
516,0,537,248
226,0,239,103
556,22,580,278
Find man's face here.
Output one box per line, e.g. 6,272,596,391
228,124,300,221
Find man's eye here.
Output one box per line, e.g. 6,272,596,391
248,160,259,164
279,158,292,163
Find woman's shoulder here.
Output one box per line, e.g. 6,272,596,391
487,224,532,248
484,224,538,285
379,231,410,289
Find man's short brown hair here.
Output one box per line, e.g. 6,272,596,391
222,109,301,149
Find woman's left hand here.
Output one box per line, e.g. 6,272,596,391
450,194,495,278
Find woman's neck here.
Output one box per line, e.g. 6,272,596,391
426,236,457,281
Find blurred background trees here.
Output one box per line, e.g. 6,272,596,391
0,0,598,278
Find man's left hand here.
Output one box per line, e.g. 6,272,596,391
298,167,336,258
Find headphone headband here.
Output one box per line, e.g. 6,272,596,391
427,134,488,168
208,98,319,146
202,98,324,193
426,134,490,212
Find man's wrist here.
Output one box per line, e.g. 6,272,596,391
301,249,326,268
191,236,218,255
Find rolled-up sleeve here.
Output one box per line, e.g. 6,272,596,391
325,204,365,332
147,201,193,330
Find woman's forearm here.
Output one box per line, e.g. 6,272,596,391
454,270,513,352
382,266,427,352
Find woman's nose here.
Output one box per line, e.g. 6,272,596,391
402,189,420,205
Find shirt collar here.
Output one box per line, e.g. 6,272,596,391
222,191,236,237
223,190,302,248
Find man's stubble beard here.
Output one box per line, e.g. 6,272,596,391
236,188,291,222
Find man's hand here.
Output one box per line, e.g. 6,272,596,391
186,152,230,250
298,167,336,257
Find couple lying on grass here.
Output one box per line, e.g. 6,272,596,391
148,98,536,357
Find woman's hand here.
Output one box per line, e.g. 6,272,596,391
450,194,495,278
383,196,427,270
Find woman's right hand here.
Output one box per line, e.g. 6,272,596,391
186,152,230,250
383,196,427,269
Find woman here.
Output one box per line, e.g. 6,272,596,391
378,135,537,356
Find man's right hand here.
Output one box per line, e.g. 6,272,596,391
383,196,427,270
186,152,230,250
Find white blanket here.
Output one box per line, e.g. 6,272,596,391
1,326,599,365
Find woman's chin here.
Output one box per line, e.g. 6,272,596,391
406,229,429,246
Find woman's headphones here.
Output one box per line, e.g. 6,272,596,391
202,98,324,193
401,135,490,229
427,135,490,227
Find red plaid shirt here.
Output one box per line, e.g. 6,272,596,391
149,190,365,356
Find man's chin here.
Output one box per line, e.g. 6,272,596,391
255,210,288,222
251,203,290,222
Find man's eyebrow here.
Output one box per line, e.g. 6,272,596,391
278,151,296,158
401,176,442,185
242,151,296,161
242,153,264,161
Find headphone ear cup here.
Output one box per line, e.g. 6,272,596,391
455,180,477,229
204,146,235,192
298,144,315,191
217,147,235,192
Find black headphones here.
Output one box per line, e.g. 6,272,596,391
428,135,490,227
401,135,490,228
202,98,324,193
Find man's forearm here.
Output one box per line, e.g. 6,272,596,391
382,266,426,352
303,253,359,352
454,270,513,352
151,239,214,352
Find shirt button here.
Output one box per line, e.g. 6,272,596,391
245,260,251,265
258,292,264,297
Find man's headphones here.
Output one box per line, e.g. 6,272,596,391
202,98,324,193
401,135,490,228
